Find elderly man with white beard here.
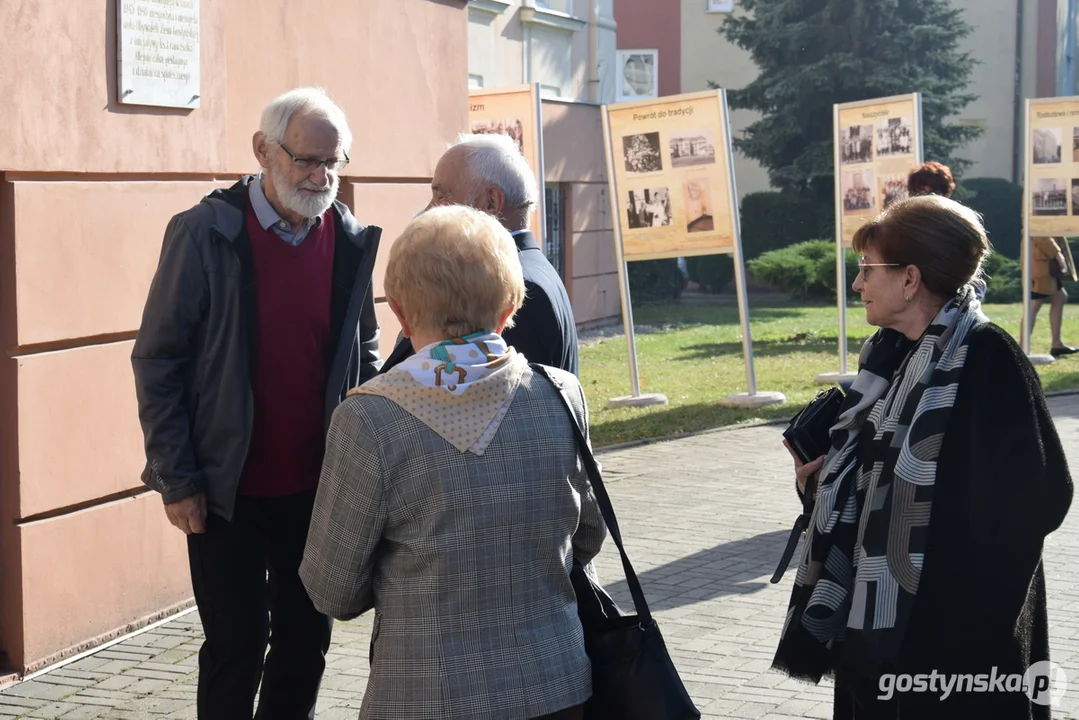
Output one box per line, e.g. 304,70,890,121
131,87,382,719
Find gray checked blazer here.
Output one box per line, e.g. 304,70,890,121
299,365,607,720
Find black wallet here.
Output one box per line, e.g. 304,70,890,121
771,386,845,584
782,386,845,465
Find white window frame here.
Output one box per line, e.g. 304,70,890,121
706,0,734,12
615,49,659,103
535,0,573,14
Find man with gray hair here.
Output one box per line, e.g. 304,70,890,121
381,132,579,375
132,86,382,718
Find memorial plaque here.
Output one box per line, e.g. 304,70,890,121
117,0,201,109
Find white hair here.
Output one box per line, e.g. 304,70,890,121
259,86,353,154
451,133,538,221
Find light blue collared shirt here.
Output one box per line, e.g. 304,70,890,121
248,175,323,246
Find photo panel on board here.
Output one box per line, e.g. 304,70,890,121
623,132,664,174
1025,99,1079,235
876,116,914,158
469,84,544,246
879,172,909,210
842,168,875,216
1033,128,1063,165
683,176,714,233
1033,178,1068,216
470,117,526,154
606,90,735,259
625,187,673,229
669,129,717,169
840,124,874,165
835,95,922,245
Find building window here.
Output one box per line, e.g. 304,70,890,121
544,184,566,280
706,0,734,12
616,50,659,102
468,7,497,91
536,0,573,14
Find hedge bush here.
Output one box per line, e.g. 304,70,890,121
685,254,734,294
628,258,683,302
687,191,833,294
631,182,1027,298
740,192,833,259
957,178,1023,259
745,240,1035,305
746,240,858,299
981,252,1022,303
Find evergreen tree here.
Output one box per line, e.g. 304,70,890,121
717,0,982,197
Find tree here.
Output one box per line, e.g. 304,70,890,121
716,0,982,197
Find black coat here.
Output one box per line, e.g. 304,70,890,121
835,322,1073,719
381,230,579,375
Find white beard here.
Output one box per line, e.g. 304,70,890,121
270,165,338,219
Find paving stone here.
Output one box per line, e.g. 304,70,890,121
57,706,106,719
25,701,82,719
4,398,1079,718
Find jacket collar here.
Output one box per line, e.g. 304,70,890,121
205,175,366,247
511,229,539,253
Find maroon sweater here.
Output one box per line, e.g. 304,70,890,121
238,199,336,497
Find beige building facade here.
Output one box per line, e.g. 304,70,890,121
682,0,1056,194
619,0,1062,197
467,0,622,326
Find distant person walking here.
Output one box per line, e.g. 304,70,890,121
1031,235,1079,357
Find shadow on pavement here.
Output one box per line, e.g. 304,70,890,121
601,529,794,612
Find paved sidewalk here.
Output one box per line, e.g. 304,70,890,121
4,396,1079,719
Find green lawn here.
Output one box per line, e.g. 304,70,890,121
581,297,1079,448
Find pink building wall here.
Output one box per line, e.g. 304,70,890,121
0,0,468,674
542,100,620,326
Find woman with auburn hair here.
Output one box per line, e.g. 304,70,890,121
906,161,955,198
299,204,606,720
774,195,1073,719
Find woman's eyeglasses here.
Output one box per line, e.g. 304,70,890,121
857,257,903,279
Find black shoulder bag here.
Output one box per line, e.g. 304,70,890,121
532,364,701,720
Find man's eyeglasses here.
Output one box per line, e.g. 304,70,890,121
857,257,904,278
278,142,349,173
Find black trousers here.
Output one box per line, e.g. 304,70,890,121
833,671,898,720
187,489,333,720
532,704,584,720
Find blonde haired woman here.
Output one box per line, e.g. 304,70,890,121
299,205,606,720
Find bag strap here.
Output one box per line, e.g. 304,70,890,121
530,363,652,622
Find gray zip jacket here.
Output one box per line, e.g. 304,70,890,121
131,177,383,520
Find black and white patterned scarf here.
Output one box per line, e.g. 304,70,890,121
773,286,987,682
